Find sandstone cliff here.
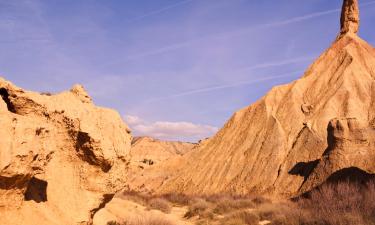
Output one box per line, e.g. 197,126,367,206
129,0,375,197
0,79,132,224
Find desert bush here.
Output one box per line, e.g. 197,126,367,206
251,196,271,205
41,92,52,96
213,197,255,214
184,198,213,219
119,190,151,205
112,215,176,225
161,193,191,205
107,221,121,225
221,210,260,225
148,198,172,213
256,201,307,225
297,181,375,225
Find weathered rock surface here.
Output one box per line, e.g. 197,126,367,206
0,78,132,224
130,137,195,165
127,0,375,197
300,118,375,193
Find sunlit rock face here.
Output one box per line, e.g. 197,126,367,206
0,78,132,225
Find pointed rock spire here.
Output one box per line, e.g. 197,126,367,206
340,0,360,35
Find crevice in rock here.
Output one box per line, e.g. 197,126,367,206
24,177,48,203
0,88,16,113
76,131,112,172
89,194,114,224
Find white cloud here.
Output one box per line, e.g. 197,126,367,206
124,115,218,142
124,115,143,126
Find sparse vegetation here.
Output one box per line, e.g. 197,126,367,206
212,197,255,214
118,181,375,225
107,215,176,225
161,193,191,205
184,198,213,219
221,210,260,225
148,198,172,213
141,158,154,165
296,181,375,225
41,92,52,96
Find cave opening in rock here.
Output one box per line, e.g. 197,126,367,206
0,88,16,113
24,177,48,203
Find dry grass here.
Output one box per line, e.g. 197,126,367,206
184,198,213,219
119,181,375,225
257,181,375,225
119,190,151,205
297,181,375,225
148,198,172,213
108,215,176,225
220,210,260,225
161,193,191,205
213,197,255,214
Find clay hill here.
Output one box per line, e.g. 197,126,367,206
0,78,132,225
130,137,195,165
127,0,375,198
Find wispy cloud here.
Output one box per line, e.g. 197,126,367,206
126,0,195,23
147,70,304,101
239,56,315,71
124,115,218,141
104,1,375,67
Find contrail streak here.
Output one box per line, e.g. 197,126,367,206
147,70,304,102
240,57,315,71
126,0,195,23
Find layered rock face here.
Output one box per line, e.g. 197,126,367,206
130,137,195,165
0,79,132,224
135,0,375,197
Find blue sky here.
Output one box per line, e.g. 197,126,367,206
1,0,375,142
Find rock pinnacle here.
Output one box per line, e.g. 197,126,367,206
340,0,360,36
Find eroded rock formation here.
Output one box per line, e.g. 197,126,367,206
127,0,375,198
300,118,375,193
340,0,360,36
0,78,132,224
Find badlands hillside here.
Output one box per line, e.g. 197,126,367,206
0,78,132,225
130,137,195,165
2,0,375,224
127,0,375,198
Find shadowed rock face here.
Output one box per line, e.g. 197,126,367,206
0,78,132,225
126,0,375,198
